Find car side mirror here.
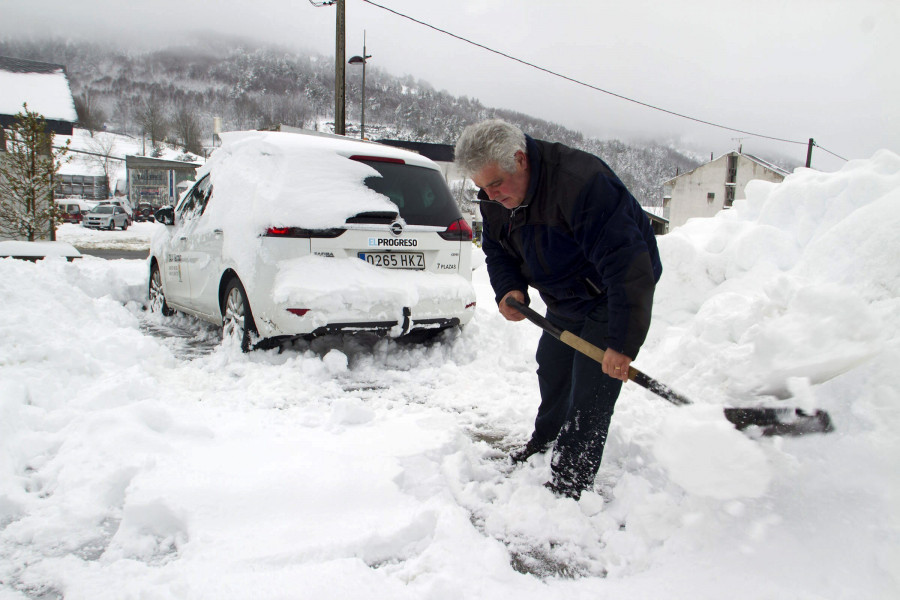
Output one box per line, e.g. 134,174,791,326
155,206,175,226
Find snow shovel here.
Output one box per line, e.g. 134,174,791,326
504,297,834,437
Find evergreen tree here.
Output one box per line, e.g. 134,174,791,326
0,104,69,241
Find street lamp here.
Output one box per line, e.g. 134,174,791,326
348,31,372,140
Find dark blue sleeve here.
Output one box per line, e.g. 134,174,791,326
570,173,658,358
482,218,530,306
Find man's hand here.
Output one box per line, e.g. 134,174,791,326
602,347,632,382
499,290,527,321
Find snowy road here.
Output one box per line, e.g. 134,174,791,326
3,154,900,599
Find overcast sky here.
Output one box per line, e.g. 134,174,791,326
4,0,898,171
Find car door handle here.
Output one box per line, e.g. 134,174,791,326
213,229,223,236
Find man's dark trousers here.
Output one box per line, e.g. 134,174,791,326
532,302,623,496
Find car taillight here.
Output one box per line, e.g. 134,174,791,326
349,155,405,164
287,309,310,316
264,227,344,239
439,218,473,241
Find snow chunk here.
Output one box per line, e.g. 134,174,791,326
653,406,771,499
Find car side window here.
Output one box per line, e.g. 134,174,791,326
177,175,212,222
199,183,213,215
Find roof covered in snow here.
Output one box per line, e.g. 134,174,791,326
663,151,791,184
0,55,78,134
742,153,791,177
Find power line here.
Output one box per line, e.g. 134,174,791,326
813,143,848,162
358,0,846,157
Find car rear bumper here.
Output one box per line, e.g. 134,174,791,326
254,297,475,340
249,256,476,340
307,315,461,338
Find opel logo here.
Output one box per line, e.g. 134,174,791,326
390,221,404,236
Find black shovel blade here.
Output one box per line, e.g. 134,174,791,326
723,407,834,437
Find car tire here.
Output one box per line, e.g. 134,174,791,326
121,219,129,231
149,263,174,316
107,219,115,231
222,278,258,352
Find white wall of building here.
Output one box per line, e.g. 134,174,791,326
664,153,786,229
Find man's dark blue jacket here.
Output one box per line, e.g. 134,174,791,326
479,135,662,359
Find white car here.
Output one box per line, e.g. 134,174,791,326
148,131,476,350
83,204,130,230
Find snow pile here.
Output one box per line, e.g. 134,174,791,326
0,240,81,259
651,152,898,401
0,152,898,599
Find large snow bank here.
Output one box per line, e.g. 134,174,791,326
649,150,899,401
0,151,898,599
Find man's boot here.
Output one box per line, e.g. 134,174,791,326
510,438,552,464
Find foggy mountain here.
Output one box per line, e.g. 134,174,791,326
1,36,702,206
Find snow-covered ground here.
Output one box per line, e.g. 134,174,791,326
2,152,899,599
56,222,162,251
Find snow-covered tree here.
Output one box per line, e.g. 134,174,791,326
86,133,117,197
450,179,477,216
74,90,106,136
137,95,167,147
0,104,69,241
172,105,203,155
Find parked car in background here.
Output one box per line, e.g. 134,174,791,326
148,130,476,351
55,200,86,224
98,199,133,224
134,202,156,222
83,204,130,230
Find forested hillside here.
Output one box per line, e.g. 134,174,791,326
1,36,701,206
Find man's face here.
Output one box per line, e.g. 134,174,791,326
471,151,530,210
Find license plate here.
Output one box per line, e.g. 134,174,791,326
358,251,425,270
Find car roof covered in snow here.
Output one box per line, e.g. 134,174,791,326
215,130,441,171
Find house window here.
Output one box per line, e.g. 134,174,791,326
725,185,736,207
707,192,716,203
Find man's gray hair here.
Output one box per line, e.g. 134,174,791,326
454,119,526,176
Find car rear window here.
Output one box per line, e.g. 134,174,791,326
359,160,462,227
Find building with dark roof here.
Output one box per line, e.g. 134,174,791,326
0,56,78,136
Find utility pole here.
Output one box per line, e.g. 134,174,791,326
334,0,346,135
806,138,815,168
